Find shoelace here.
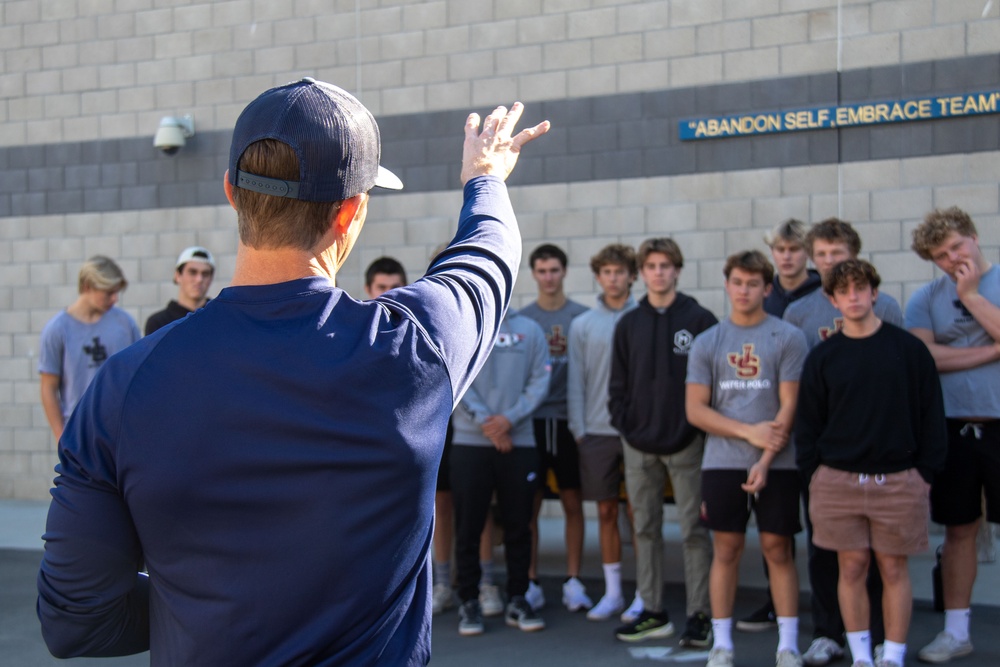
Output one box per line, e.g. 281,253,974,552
960,422,984,440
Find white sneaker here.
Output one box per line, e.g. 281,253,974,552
707,646,735,667
620,592,644,623
803,637,844,666
525,580,546,611
917,631,974,663
478,583,504,617
561,576,593,612
586,593,625,621
432,582,455,614
776,648,804,667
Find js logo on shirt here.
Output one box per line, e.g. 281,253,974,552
727,344,760,379
819,317,844,341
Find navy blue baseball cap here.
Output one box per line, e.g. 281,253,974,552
228,77,402,201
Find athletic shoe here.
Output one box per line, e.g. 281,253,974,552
614,611,675,642
586,593,625,621
479,583,504,617
678,611,713,648
917,631,974,663
562,576,593,611
777,648,804,667
851,662,874,667
736,601,778,632
874,660,901,667
525,580,546,611
458,599,484,636
505,595,546,632
620,592,644,623
803,637,845,666
432,583,455,614
707,646,735,667
874,644,883,663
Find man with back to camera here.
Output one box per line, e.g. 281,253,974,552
906,207,1000,664
364,255,408,298
36,78,549,665
740,219,823,633
686,250,809,667
144,246,215,335
565,244,642,622
609,238,716,647
39,256,141,442
518,243,592,613
783,218,899,666
796,259,946,667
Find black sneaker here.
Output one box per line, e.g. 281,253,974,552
458,599,484,636
679,611,713,648
735,601,777,632
505,595,545,632
615,610,675,642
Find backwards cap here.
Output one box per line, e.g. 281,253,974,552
228,78,402,202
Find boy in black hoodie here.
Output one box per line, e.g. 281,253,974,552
609,238,717,645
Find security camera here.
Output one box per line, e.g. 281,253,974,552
154,115,195,155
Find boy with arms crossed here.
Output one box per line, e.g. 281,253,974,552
686,250,809,667
783,218,898,666
907,207,1000,664
796,259,946,667
566,244,640,622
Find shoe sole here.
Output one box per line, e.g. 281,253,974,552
587,608,624,621
735,621,777,632
563,597,593,612
616,621,676,642
458,626,483,636
679,634,713,648
803,653,844,666
506,618,545,632
917,646,974,664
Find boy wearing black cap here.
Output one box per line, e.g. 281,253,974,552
37,79,549,666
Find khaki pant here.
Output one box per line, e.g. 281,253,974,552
623,435,711,617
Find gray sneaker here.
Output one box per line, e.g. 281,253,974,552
776,648,804,667
505,595,545,632
803,637,844,666
917,631,973,663
706,646,735,667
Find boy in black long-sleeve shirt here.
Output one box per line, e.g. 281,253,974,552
795,259,947,667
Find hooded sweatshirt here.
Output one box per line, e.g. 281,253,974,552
567,294,637,440
763,269,821,317
452,310,551,447
609,293,717,455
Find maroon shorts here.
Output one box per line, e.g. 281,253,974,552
808,465,930,555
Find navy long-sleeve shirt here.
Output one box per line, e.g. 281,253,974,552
37,176,519,666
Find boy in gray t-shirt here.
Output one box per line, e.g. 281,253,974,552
38,256,140,441
686,250,807,667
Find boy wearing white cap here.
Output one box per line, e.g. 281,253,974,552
144,246,216,335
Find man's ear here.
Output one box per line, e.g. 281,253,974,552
223,171,237,210
330,193,366,235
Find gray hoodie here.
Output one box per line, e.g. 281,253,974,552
567,294,637,440
453,310,551,447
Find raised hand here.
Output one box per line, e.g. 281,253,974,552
461,102,550,185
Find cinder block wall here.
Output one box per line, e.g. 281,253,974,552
2,0,999,499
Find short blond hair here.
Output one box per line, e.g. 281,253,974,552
911,207,978,260
764,219,807,248
78,256,127,293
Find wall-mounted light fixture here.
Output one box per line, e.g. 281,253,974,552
153,115,195,155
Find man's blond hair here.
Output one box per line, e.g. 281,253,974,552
78,256,127,293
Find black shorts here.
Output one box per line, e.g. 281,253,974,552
700,468,802,536
931,419,1000,525
533,418,582,493
436,419,454,492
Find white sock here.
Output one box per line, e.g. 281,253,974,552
882,640,906,666
846,630,873,665
944,608,971,642
479,560,493,587
712,618,734,650
603,562,622,600
776,616,799,653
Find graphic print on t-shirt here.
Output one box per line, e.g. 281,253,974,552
951,298,974,322
495,332,526,348
82,336,108,367
545,324,568,357
727,343,760,379
818,317,844,341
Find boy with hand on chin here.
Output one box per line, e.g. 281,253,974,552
796,259,946,667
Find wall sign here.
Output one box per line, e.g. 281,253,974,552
679,90,1000,141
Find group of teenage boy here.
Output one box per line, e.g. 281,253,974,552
362,207,997,667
